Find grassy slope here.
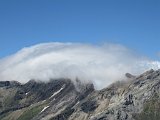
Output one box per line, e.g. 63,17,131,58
133,93,160,120
17,105,45,120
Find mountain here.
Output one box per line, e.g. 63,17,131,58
0,69,160,120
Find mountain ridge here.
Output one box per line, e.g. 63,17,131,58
0,69,160,120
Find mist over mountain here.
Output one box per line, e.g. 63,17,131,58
0,42,160,89
0,43,160,120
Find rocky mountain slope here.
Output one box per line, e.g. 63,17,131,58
0,69,160,120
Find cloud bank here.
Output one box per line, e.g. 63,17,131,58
0,42,160,89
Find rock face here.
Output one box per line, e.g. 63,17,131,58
125,73,135,79
0,69,160,120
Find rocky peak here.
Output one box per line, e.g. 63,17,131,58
125,73,136,79
0,81,21,88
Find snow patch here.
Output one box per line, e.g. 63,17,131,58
42,100,46,103
40,106,49,113
49,85,65,99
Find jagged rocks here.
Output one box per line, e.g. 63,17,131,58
0,81,21,88
124,94,134,106
0,81,10,87
125,73,135,79
81,100,98,113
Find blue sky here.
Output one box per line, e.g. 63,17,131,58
0,0,160,59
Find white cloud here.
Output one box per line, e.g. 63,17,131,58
0,42,159,89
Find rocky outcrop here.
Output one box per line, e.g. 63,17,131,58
0,81,20,88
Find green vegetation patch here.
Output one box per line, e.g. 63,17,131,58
17,105,44,120
0,112,11,120
3,89,18,108
133,93,160,120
